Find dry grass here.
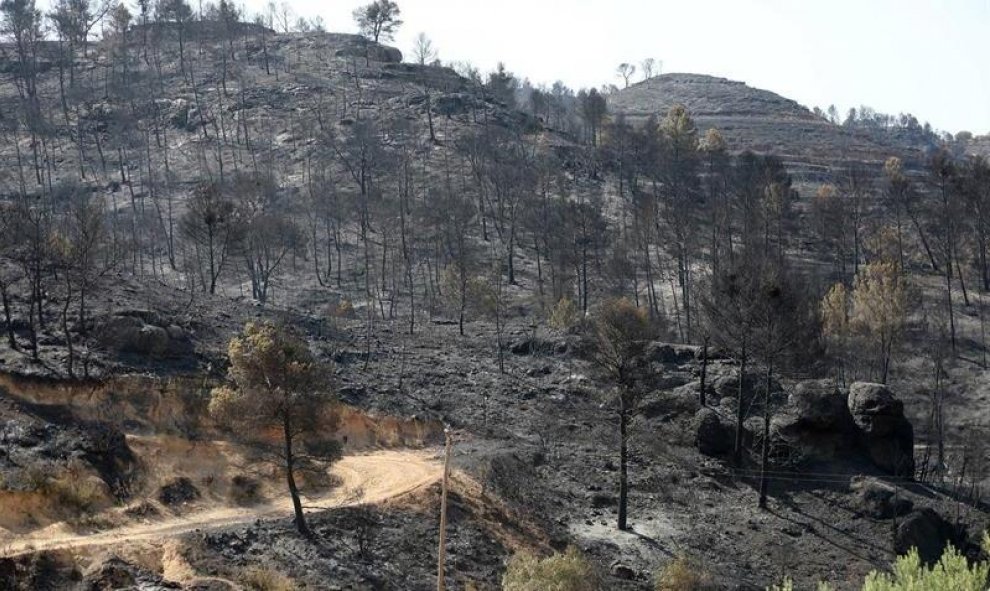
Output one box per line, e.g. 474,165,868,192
127,434,280,503
0,490,50,531
46,462,112,515
0,460,112,533
502,547,601,591
240,566,296,591
548,297,580,332
159,540,199,583
654,555,713,591
395,472,550,555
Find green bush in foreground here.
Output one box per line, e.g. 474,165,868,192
769,532,990,591
503,535,990,591
861,536,990,591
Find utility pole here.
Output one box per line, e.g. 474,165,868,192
437,427,453,591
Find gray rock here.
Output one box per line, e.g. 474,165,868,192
642,382,703,418
788,380,852,429
895,508,957,564
772,380,857,460
695,408,734,457
848,383,915,477
851,478,913,519
334,42,402,63
644,342,697,365
434,92,484,116
609,561,637,580
709,370,781,404
97,312,193,359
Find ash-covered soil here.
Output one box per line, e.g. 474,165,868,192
1,308,988,589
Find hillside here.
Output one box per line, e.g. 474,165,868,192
0,18,987,591
969,135,990,157
607,73,936,178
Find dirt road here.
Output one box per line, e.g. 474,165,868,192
0,449,442,558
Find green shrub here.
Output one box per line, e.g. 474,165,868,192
502,546,600,591
50,476,107,514
861,543,989,591
768,532,990,590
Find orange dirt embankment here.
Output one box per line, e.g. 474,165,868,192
0,371,445,449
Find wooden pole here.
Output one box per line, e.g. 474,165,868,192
437,427,452,591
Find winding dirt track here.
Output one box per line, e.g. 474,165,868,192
0,450,442,558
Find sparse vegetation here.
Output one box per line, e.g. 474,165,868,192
771,533,990,590
45,462,110,515
240,566,296,591
548,297,580,332
502,547,601,591
654,555,711,590
861,543,989,591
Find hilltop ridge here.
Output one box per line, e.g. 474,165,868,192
608,72,940,177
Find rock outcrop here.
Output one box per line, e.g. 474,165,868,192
694,378,916,477
895,508,958,564
97,310,193,360
772,380,858,460
851,477,913,519
695,408,735,457
847,383,915,477
332,35,402,63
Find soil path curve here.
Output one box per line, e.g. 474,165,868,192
0,449,442,557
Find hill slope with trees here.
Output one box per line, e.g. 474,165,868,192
0,1,988,589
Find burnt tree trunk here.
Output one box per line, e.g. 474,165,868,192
283,414,311,538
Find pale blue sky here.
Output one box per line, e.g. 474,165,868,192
250,0,989,134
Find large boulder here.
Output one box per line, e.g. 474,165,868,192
848,383,915,477
695,408,734,457
641,382,702,418
97,311,193,359
895,508,957,564
772,380,857,460
708,369,782,405
644,342,697,365
334,39,402,63
851,477,913,519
